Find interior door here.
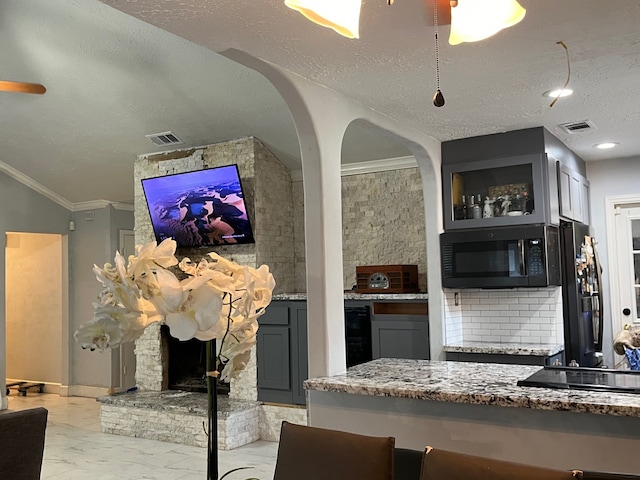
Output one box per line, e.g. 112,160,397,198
612,204,640,361
119,230,136,391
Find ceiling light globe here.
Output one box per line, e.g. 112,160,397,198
449,0,526,45
285,0,361,39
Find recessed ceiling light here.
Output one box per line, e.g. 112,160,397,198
595,142,618,149
543,88,573,98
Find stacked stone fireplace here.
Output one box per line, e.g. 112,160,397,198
99,137,307,449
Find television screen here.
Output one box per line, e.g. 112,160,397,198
141,165,255,247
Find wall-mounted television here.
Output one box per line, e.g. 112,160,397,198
141,164,255,248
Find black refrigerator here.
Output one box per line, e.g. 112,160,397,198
560,220,604,367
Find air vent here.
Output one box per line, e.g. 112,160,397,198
145,131,184,146
558,120,596,134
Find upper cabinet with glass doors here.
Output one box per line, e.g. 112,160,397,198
441,127,587,231
442,153,551,230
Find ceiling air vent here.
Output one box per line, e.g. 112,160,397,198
558,120,596,134
145,131,184,146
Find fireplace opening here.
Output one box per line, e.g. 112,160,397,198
162,326,230,395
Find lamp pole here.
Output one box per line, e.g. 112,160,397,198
206,339,218,480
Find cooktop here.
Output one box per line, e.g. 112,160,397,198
517,366,640,394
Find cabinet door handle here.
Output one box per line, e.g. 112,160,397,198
518,239,526,276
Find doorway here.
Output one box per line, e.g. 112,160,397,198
118,230,136,392
5,232,68,395
607,196,640,365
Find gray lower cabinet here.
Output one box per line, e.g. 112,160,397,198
257,298,430,405
371,316,430,360
257,302,308,406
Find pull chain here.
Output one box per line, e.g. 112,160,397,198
433,0,445,107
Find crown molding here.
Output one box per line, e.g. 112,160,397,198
0,160,134,212
0,160,73,210
290,155,417,182
72,200,134,212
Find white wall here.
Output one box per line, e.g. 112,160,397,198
6,233,63,384
586,155,640,367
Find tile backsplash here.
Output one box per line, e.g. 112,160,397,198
444,287,564,345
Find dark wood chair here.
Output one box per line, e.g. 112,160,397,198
420,446,581,480
0,407,48,480
273,421,395,480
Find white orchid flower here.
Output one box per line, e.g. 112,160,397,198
74,314,126,351
134,267,184,315
127,238,178,280
165,283,224,341
74,237,276,386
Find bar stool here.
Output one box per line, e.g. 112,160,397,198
420,446,581,480
273,421,395,480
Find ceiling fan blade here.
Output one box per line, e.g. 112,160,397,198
422,0,452,26
0,80,46,95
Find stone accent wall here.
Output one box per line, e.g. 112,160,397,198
253,144,295,294
292,167,428,292
292,180,307,292
259,404,308,442
444,287,564,344
133,137,294,398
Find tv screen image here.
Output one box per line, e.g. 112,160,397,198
141,165,255,248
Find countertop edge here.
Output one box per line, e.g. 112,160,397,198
303,359,640,418
443,343,564,356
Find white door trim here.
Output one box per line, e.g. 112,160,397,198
605,194,640,346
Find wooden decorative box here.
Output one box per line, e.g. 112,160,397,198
355,265,419,294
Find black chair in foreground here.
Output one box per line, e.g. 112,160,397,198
273,421,395,480
420,446,581,480
0,406,48,480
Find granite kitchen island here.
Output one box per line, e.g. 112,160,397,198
304,358,640,473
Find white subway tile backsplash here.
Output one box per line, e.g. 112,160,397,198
444,287,563,345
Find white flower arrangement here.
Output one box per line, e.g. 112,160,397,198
74,238,275,382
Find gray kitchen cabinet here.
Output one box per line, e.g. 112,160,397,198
257,301,307,405
558,162,590,224
371,318,430,359
441,127,592,232
370,301,430,360
258,298,429,405
442,153,551,230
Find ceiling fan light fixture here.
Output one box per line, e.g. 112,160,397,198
448,0,526,46
284,0,361,39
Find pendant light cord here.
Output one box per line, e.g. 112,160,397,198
550,41,571,107
434,0,440,91
432,0,445,106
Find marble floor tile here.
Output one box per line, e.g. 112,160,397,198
6,393,278,479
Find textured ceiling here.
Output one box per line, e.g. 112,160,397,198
1,0,639,204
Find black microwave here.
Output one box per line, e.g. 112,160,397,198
440,225,561,289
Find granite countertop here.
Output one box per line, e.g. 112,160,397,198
303,358,640,418
272,292,429,301
443,341,564,357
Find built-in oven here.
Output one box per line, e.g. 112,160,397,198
440,224,561,289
